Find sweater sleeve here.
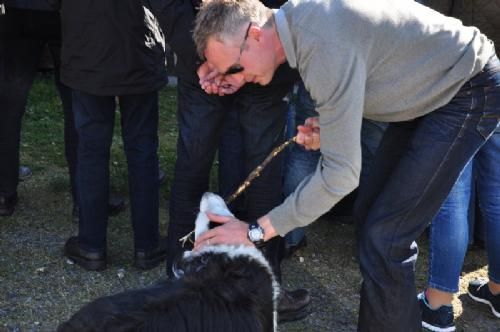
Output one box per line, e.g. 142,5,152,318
268,47,366,236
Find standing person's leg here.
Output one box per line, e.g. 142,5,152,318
48,41,78,204
217,107,246,214
64,90,115,271
236,82,289,280
49,40,125,220
0,10,43,215
418,162,472,332
119,92,165,269
357,58,500,331
167,79,227,277
469,128,500,316
237,82,311,322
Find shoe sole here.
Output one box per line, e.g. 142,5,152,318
468,291,500,318
421,321,456,332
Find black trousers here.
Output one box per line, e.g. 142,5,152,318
167,78,292,281
0,8,77,199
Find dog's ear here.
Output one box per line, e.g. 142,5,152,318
194,192,234,240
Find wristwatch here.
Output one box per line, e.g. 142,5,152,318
247,221,265,247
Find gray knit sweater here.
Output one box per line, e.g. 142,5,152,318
268,0,495,236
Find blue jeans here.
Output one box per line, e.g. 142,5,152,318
73,90,160,251
355,55,500,331
429,128,500,292
359,120,388,187
167,79,290,280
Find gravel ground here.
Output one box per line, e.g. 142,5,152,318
0,167,498,331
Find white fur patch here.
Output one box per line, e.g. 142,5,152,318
194,192,234,240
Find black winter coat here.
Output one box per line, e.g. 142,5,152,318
60,0,166,96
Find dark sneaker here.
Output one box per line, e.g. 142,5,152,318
64,236,107,271
468,279,500,318
134,237,168,270
418,292,455,332
278,288,311,323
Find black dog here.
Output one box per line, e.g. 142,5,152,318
58,193,279,332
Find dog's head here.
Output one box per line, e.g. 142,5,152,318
173,192,280,331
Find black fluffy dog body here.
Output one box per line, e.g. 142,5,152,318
58,193,279,332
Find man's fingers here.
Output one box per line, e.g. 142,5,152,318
194,229,218,250
296,126,320,150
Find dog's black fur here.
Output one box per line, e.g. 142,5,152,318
58,249,275,332
58,194,277,332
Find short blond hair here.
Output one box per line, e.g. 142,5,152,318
193,0,273,58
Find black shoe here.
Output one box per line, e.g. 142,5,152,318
134,237,168,270
64,236,107,271
418,292,455,332
0,193,18,217
159,169,167,186
278,288,311,323
468,279,500,318
283,236,307,259
72,195,126,221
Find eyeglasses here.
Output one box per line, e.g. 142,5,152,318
221,22,252,77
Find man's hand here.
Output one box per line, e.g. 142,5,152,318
296,116,320,150
193,212,254,250
197,62,245,96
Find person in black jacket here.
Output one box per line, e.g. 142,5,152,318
60,0,166,271
150,0,311,322
0,1,125,218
